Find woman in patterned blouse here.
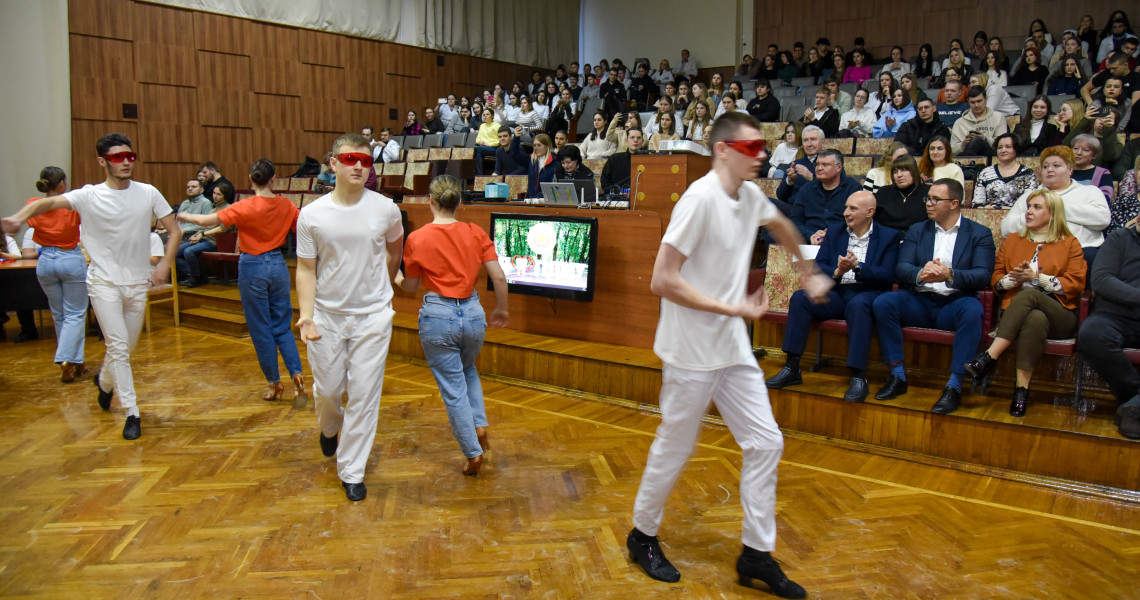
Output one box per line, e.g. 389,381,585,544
972,134,1039,209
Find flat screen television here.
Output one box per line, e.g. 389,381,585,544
488,213,599,302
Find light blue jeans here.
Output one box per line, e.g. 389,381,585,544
35,246,88,364
238,252,303,383
418,293,489,458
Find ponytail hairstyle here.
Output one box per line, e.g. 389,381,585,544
429,174,463,212
249,158,276,187
35,166,66,194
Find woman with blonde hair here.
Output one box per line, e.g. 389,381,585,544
1054,98,1087,146
684,100,713,146
684,82,716,123
862,142,909,194
965,188,1087,416
396,174,510,477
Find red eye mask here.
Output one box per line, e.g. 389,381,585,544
723,139,766,158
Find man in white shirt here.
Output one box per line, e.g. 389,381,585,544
3,133,181,441
626,111,828,597
438,94,458,124
371,128,402,164
871,179,996,414
296,133,404,502
676,49,698,83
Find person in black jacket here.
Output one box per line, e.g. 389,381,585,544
601,128,644,191
1078,222,1140,438
629,64,655,111
422,107,446,134
492,127,528,176
895,98,951,155
746,79,781,122
789,149,863,241
599,67,627,119
802,87,840,137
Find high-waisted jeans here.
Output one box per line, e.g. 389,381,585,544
35,246,88,364
237,252,302,382
418,292,489,458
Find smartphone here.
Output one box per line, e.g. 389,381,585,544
437,97,446,105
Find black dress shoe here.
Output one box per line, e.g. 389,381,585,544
1117,396,1140,439
964,350,997,378
737,546,806,599
94,373,113,411
1009,386,1029,417
122,415,141,440
342,481,366,501
843,377,869,402
13,331,39,343
874,375,908,400
931,387,962,415
320,433,338,457
626,528,680,583
765,366,802,389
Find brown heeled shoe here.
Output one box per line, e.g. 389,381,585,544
476,426,492,465
60,362,76,383
292,373,309,409
262,381,284,401
462,454,484,477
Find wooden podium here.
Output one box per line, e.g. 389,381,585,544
631,153,711,233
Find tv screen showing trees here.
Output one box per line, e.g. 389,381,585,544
488,213,599,302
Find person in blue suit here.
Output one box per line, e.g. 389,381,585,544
767,190,902,402
871,178,996,414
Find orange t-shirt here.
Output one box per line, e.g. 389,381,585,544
216,195,299,256
25,197,81,249
404,222,497,298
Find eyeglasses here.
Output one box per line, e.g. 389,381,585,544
103,151,137,163
924,195,954,204
722,139,766,158
336,152,374,168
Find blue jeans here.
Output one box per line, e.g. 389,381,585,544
36,247,88,363
176,240,216,281
238,252,302,383
418,293,489,458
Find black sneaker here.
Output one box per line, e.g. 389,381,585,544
94,372,113,411
737,546,806,599
626,528,680,583
320,433,338,457
122,415,141,440
342,481,366,501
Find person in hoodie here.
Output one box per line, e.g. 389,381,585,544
1078,217,1140,438
872,88,916,138
951,86,1009,155
1002,145,1110,266
895,98,951,154
969,73,1019,117
789,148,863,243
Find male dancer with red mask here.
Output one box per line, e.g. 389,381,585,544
625,112,831,598
295,134,404,501
3,133,180,441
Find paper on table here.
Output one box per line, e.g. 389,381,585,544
791,244,820,262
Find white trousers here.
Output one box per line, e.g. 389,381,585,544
632,360,784,551
88,278,147,417
306,306,394,484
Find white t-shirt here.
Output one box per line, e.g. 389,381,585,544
147,232,165,279
296,189,404,315
64,181,172,285
654,171,778,370
4,235,18,256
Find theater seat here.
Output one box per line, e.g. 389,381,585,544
200,231,239,284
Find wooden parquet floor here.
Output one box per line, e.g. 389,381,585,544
1,317,1139,599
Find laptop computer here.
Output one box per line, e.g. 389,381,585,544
540,182,581,205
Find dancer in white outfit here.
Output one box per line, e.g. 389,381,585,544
626,112,831,598
3,133,180,440
295,133,404,502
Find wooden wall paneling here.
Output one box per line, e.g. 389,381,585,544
130,0,195,45
251,129,302,165
348,101,387,133
298,28,344,68
299,63,345,99
197,52,253,128
140,83,198,123
300,96,350,134
246,20,299,60
70,120,139,188
70,35,134,80
301,132,339,162
346,69,386,104
193,9,250,55
70,77,140,122
253,93,301,129
143,163,202,206
138,122,200,164
134,42,198,86
202,126,252,177
249,56,301,96
67,0,132,40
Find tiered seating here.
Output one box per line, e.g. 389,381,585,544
200,231,239,283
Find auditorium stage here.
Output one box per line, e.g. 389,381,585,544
1,313,1138,598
